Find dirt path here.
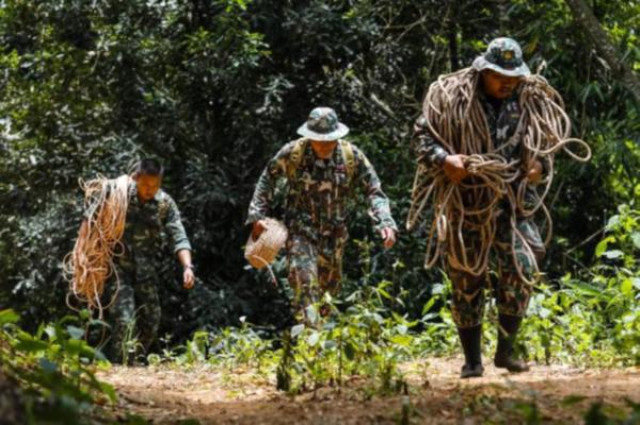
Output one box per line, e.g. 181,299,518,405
100,358,640,424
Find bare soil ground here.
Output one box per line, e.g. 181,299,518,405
100,358,640,424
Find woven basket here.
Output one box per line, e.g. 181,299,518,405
245,218,289,269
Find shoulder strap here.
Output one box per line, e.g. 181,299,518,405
287,138,308,180
157,191,170,223
286,138,356,183
339,140,356,183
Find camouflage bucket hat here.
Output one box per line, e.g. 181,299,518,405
472,37,530,77
297,107,349,142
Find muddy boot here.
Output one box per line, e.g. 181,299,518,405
458,325,484,378
494,314,530,373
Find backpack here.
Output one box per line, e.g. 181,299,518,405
286,138,356,184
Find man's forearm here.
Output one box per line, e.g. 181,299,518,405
177,249,192,268
245,168,276,225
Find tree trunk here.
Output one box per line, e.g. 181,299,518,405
564,0,640,101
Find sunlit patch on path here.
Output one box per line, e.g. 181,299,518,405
100,359,640,424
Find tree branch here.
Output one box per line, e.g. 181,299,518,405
564,0,640,101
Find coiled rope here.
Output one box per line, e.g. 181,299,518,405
407,68,591,285
63,175,130,318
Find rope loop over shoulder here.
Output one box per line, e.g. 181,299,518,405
407,68,591,286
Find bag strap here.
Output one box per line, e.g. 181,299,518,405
287,138,356,184
339,139,356,184
287,137,307,180
157,191,170,223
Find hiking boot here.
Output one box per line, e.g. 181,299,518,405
458,325,484,379
461,363,485,378
494,352,529,372
494,314,530,373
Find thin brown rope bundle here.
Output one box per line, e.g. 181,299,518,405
407,68,591,284
63,174,130,317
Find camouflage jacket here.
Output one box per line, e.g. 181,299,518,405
413,89,523,166
85,180,192,260
122,181,192,257
246,139,397,241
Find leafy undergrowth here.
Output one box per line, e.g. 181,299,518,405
103,205,638,424
1,206,637,424
0,309,144,424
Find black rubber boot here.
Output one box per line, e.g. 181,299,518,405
457,325,484,378
494,314,530,373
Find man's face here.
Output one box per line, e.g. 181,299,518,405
481,69,522,99
135,174,162,202
310,140,338,159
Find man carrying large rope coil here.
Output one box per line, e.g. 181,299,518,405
65,159,195,363
408,38,590,378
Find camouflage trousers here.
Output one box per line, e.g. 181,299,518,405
449,217,546,329
106,255,162,363
286,230,347,314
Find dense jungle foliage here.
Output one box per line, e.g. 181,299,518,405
0,0,638,421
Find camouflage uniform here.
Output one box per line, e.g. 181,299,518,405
247,138,397,311
99,181,191,360
413,87,545,329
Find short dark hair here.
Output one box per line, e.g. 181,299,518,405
136,158,164,177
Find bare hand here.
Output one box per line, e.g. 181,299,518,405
380,227,397,249
183,267,195,289
527,160,543,184
252,220,267,240
443,154,468,183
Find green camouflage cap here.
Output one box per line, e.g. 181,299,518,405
472,37,530,77
297,107,349,142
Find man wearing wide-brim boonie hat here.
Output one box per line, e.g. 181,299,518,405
246,106,398,319
296,106,350,141
472,37,531,77
411,37,546,379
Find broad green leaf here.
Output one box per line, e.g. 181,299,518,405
15,339,49,352
390,335,412,346
539,307,551,319
39,358,58,374
377,288,393,300
421,313,439,321
621,278,633,296
431,284,445,295
305,305,318,324
291,324,305,338
66,325,85,340
323,340,337,350
421,298,436,315
64,339,96,357
307,331,320,347
565,280,603,297
602,250,624,259
0,309,19,325
606,215,621,230
395,324,408,335
595,237,613,257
